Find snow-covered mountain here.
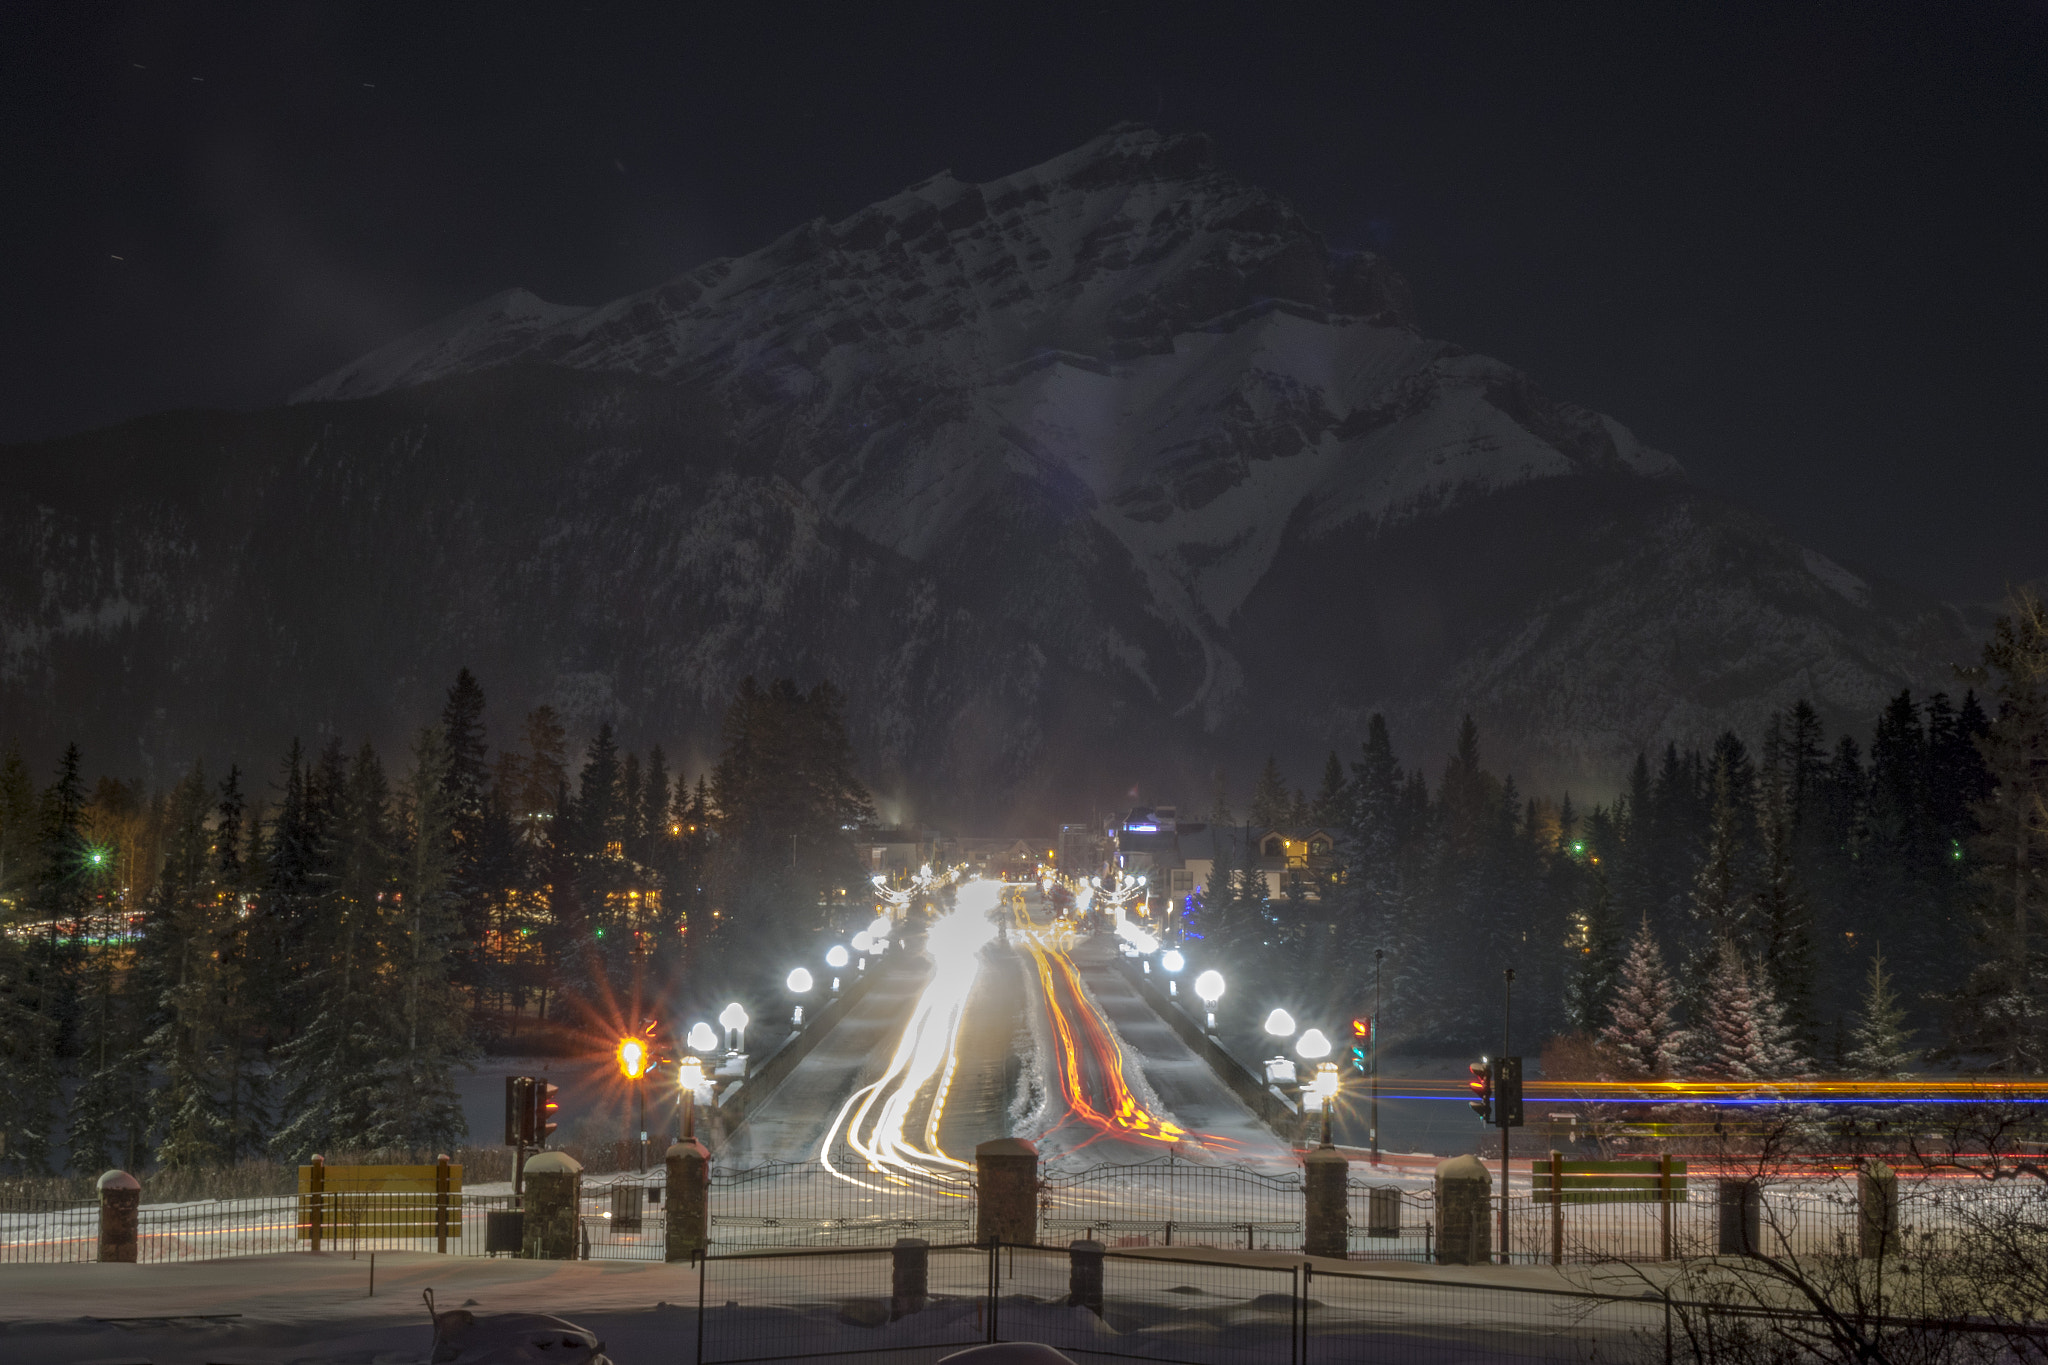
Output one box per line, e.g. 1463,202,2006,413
0,127,1973,816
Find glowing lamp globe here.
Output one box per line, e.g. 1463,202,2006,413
687,1022,718,1052
826,945,850,969
1194,970,1225,1005
868,914,892,938
1161,949,1185,973
1296,1028,1332,1060
851,931,874,953
719,1002,749,1032
678,1055,705,1091
786,967,813,994
1264,1008,1297,1037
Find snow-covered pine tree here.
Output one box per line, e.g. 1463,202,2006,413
1691,937,1807,1081
270,743,397,1160
1599,917,1687,1078
1845,948,1917,1078
1249,756,1291,829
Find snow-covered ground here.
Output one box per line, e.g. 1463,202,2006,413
0,1244,1676,1364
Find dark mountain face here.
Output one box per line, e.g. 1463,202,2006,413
0,128,1973,821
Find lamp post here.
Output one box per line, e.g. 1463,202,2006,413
1161,948,1184,996
1372,947,1383,1165
825,944,849,993
616,1036,650,1168
719,1001,749,1057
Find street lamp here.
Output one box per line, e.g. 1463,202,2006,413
677,1055,705,1140
1264,1008,1297,1038
787,967,813,1027
687,1021,718,1053
825,943,848,993
719,1001,749,1054
616,1036,650,1169
1308,1061,1341,1146
1296,1027,1332,1060
1194,970,1225,1031
1161,948,1185,995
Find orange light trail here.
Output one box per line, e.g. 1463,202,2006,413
1010,893,1223,1151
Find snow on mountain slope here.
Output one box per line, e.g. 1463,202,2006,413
295,126,1687,724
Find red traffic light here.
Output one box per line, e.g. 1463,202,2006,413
1467,1057,1492,1122
1351,1017,1371,1040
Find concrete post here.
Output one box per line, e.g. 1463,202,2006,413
521,1151,582,1260
1434,1154,1492,1266
1717,1179,1761,1255
1067,1239,1105,1316
96,1170,140,1263
1858,1162,1897,1259
890,1237,929,1319
1303,1145,1349,1258
975,1137,1038,1246
665,1137,711,1262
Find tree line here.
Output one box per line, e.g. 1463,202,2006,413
0,671,872,1175
1189,591,2048,1078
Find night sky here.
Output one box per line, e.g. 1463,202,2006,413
4,3,2044,601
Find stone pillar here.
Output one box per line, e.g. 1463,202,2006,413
1434,1154,1492,1266
975,1137,1038,1246
665,1137,711,1262
1858,1162,1897,1260
890,1237,929,1319
97,1170,140,1263
1067,1239,1105,1316
522,1151,582,1260
1717,1179,1761,1255
1303,1145,1349,1258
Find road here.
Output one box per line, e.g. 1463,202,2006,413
719,881,1290,1174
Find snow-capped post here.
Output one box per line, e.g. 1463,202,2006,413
521,1151,582,1260
1303,1146,1348,1258
1858,1162,1897,1259
890,1237,929,1319
665,1135,711,1262
974,1137,1038,1246
1434,1154,1491,1265
1067,1239,1105,1317
96,1169,139,1263
1717,1177,1761,1255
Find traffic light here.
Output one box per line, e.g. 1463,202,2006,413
529,1079,560,1145
1350,1017,1371,1074
1467,1057,1492,1122
1495,1055,1524,1128
504,1075,529,1145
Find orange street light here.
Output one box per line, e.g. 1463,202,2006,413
617,1037,648,1079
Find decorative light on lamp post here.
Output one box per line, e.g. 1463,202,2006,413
1295,1027,1332,1060
1161,948,1184,995
1308,1060,1342,1146
719,1001,749,1054
1264,1008,1297,1038
826,943,849,992
1194,970,1225,1031
687,1021,718,1053
786,967,813,1027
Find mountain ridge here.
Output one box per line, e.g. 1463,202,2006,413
0,126,1975,817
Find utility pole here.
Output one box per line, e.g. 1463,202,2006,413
1371,947,1384,1165
1500,967,1514,1263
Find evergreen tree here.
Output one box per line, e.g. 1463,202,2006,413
1755,720,1820,1046
1311,751,1348,827
146,763,234,1169
1955,589,2048,1069
1691,939,1806,1081
1563,809,1626,1032
377,727,471,1150
1846,948,1917,1078
1685,743,1753,977
1249,756,1291,829
0,742,37,913
1208,770,1233,826
440,668,491,989
1599,918,1687,1078
270,743,396,1158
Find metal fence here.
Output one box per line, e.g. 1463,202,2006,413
1040,1156,1306,1252
707,1156,977,1251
